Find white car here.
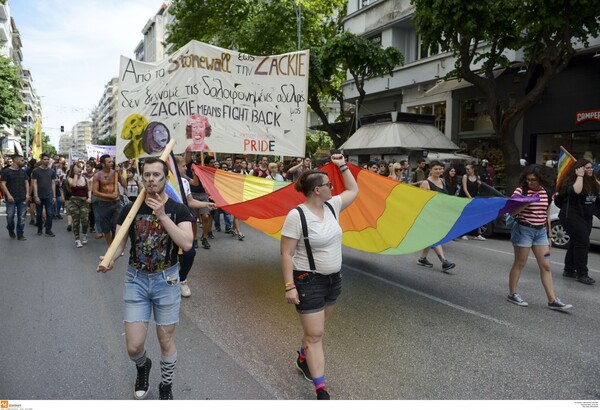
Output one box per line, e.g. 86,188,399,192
550,204,600,249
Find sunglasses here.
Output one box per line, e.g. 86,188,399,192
316,182,333,189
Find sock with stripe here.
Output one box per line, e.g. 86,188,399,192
313,375,326,392
160,353,177,386
299,346,306,362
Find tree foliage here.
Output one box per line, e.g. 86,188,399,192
412,0,600,189
167,0,403,148
0,54,24,128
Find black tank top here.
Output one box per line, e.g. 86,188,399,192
427,179,448,194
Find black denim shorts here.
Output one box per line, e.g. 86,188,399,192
293,270,342,314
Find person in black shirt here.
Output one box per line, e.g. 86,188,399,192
98,158,193,400
1,154,30,240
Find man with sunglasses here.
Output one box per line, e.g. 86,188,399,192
97,157,193,400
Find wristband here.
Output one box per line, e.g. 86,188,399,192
285,284,296,292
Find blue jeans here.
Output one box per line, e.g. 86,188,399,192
36,197,54,232
214,209,232,230
6,199,27,237
123,263,181,325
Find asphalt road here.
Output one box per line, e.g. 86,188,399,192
1,207,599,400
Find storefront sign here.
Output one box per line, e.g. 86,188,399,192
576,109,600,125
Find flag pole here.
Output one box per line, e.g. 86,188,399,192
559,145,576,161
98,138,177,270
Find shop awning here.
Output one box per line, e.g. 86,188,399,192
340,122,459,151
425,69,505,96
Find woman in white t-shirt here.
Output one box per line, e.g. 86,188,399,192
280,154,358,400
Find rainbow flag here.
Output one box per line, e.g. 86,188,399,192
165,153,186,205
556,146,576,188
31,117,42,160
193,163,535,254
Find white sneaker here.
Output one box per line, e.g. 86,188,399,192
75,240,83,248
81,234,88,245
473,235,486,241
180,280,191,297
461,235,469,240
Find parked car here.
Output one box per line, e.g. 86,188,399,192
474,183,600,248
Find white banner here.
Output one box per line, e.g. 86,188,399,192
116,40,309,163
86,144,116,160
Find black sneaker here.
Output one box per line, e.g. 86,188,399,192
56,214,63,220
202,237,211,249
134,358,152,400
17,236,26,241
547,298,573,312
215,227,221,232
224,228,233,234
67,224,72,232
9,231,16,239
295,352,312,382
45,231,55,237
29,219,36,225
159,382,173,400
562,270,577,278
442,260,456,272
417,257,433,268
193,239,198,249
208,231,215,239
37,230,43,236
576,275,595,285
316,388,330,400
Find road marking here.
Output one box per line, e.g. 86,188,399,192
472,245,600,274
343,264,513,327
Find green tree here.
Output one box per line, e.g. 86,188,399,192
97,135,116,146
412,0,600,190
167,0,403,148
23,127,57,159
0,54,24,128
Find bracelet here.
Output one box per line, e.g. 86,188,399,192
339,165,349,172
285,284,296,292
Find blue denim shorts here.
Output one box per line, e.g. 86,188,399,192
293,270,342,314
123,263,181,325
511,223,549,247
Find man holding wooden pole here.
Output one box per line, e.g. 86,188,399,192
97,152,193,400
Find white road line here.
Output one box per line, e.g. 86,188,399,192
472,245,600,274
343,264,513,327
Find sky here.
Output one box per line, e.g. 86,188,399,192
10,0,166,148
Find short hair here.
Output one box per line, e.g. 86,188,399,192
41,153,50,159
294,170,328,197
429,160,444,168
142,157,169,177
11,154,23,160
100,154,111,164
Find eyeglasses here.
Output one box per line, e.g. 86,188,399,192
584,166,593,170
316,182,332,189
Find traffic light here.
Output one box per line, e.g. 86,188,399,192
60,125,64,132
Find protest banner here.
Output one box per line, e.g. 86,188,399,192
86,144,116,161
116,40,309,164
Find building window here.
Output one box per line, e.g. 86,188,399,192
459,99,492,133
417,35,442,60
359,0,377,9
407,102,446,134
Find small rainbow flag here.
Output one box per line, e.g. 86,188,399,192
165,153,186,205
556,146,576,188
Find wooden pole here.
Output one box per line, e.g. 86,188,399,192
98,139,177,269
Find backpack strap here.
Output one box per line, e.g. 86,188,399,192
295,203,337,273
295,206,316,272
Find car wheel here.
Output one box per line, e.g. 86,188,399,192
480,222,494,238
551,220,570,249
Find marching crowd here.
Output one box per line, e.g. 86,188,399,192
2,151,598,400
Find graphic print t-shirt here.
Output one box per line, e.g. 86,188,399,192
117,198,192,272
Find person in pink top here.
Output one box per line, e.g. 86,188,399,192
506,165,572,311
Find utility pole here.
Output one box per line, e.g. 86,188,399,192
294,1,301,50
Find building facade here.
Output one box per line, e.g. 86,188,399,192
92,77,119,144
341,0,600,177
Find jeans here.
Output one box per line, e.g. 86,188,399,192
92,202,102,232
124,263,181,325
6,199,27,237
36,197,54,232
214,209,232,230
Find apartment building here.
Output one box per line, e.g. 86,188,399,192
0,1,41,157
342,0,600,168
134,2,174,63
92,77,119,143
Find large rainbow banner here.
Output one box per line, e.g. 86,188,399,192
193,163,535,255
